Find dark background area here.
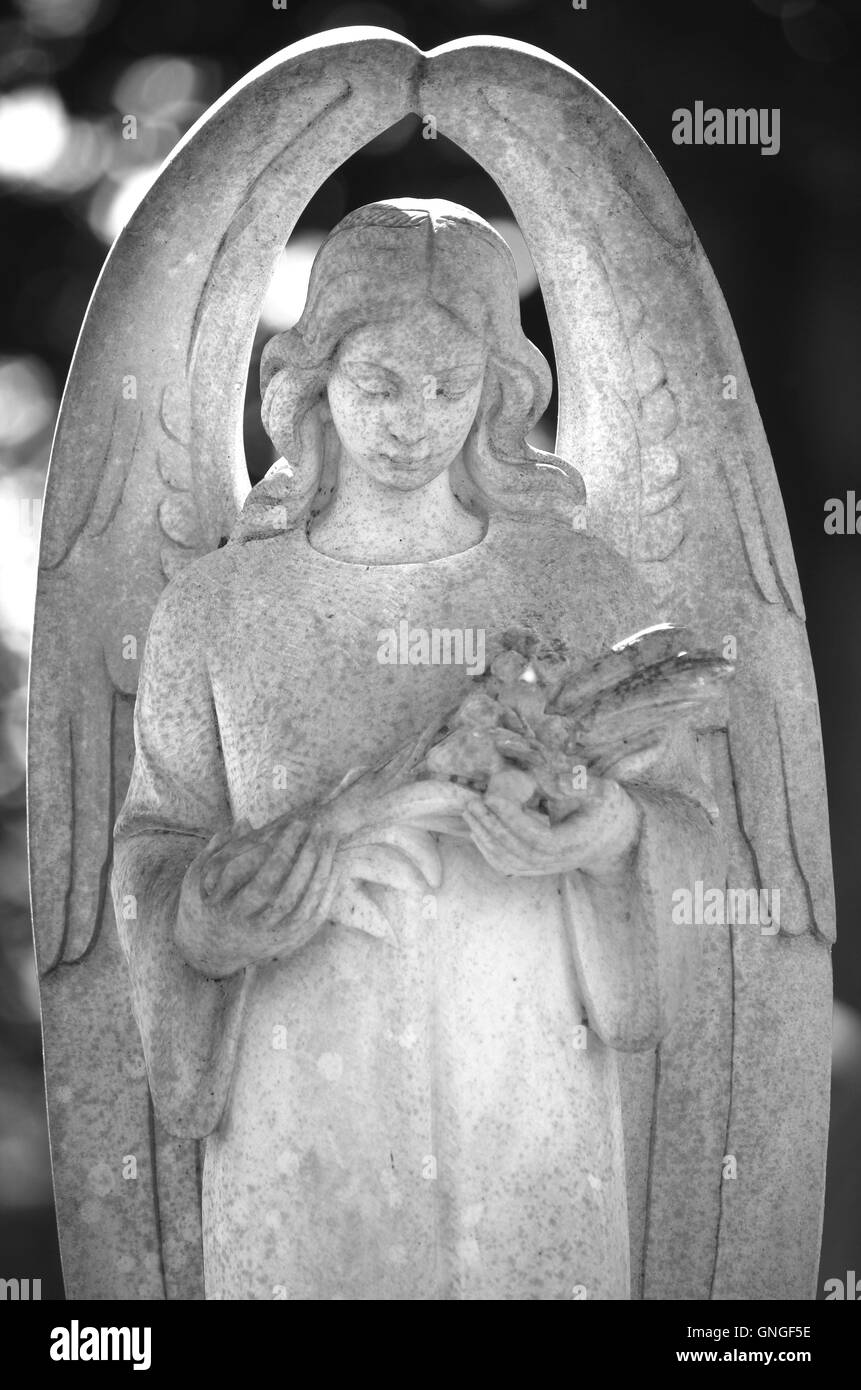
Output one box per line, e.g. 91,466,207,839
0,0,858,1299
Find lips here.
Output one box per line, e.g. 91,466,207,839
380,452,430,466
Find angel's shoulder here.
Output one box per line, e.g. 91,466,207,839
500,517,655,645
570,531,657,633
148,548,224,630
150,535,296,626
507,516,645,601
143,544,248,653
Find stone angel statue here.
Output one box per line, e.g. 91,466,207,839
28,29,834,1302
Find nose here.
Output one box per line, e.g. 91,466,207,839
386,390,427,447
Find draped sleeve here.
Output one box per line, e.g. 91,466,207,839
563,723,725,1050
111,565,250,1139
558,542,726,1050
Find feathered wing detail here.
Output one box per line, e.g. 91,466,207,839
30,25,834,1300
28,28,423,1299
30,391,209,1298
424,37,834,1298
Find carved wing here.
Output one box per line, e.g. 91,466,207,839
31,25,833,1301
28,27,424,1299
423,37,834,1298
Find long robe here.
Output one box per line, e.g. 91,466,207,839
112,513,723,1300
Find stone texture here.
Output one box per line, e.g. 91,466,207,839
112,498,720,1299
28,27,833,1301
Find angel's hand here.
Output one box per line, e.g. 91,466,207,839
176,808,450,973
327,824,444,942
316,759,479,839
462,774,642,882
176,817,340,978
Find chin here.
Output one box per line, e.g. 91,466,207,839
366,458,451,491
383,473,435,493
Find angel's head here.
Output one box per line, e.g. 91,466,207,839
259,198,582,525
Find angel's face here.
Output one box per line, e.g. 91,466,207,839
325,301,486,492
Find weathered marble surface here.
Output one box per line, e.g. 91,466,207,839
28,27,833,1302
113,481,720,1297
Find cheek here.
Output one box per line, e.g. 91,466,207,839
328,381,378,440
435,392,481,444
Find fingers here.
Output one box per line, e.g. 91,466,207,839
482,794,556,852
241,819,311,904
343,826,442,891
201,817,258,893
400,813,472,837
330,879,394,941
461,804,523,876
468,798,557,866
322,776,479,840
244,823,318,920
250,833,341,964
204,819,307,901
371,781,480,829
208,841,270,901
288,833,339,927
464,795,591,877
336,843,430,896
314,850,347,927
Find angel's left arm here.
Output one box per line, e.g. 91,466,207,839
564,723,726,1051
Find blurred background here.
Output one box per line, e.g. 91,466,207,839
0,0,859,1299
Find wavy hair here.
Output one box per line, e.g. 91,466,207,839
235,199,584,541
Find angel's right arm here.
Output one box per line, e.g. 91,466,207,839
111,569,248,1140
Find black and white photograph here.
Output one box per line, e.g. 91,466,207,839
0,0,859,1351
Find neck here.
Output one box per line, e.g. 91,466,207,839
308,448,484,562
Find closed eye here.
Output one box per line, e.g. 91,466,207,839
341,363,397,398
436,379,480,400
